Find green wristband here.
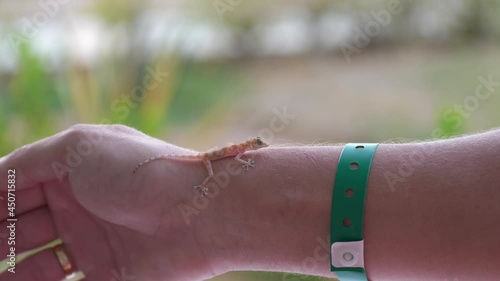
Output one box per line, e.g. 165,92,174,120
330,143,379,281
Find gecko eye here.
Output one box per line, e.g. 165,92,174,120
256,138,263,145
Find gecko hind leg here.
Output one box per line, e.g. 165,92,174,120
194,185,208,196
234,153,255,171
194,159,214,196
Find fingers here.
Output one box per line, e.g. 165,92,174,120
43,180,116,281
0,207,57,257
0,248,65,281
0,124,139,191
0,131,68,191
0,125,105,191
0,188,46,221
0,206,65,281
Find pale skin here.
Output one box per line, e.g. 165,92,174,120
0,124,499,281
133,137,270,195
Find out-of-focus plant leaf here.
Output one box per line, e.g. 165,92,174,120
8,42,60,141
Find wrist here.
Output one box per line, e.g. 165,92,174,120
198,146,342,276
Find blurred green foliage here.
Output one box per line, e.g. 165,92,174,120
0,42,246,156
168,61,244,126
1,43,61,152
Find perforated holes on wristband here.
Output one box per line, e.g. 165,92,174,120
345,154,358,228
349,162,359,170
351,145,364,170
344,187,354,228
345,188,354,198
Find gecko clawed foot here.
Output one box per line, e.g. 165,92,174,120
194,185,209,196
241,159,255,170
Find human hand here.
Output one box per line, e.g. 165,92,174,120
0,124,218,281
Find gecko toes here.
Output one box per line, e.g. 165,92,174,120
242,159,255,170
194,185,208,196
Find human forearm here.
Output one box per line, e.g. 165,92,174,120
364,130,500,280
200,130,500,280
200,145,342,276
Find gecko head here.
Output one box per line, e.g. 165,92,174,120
248,137,269,150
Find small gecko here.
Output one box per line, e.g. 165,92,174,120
133,137,269,195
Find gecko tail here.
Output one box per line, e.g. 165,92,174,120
133,153,200,173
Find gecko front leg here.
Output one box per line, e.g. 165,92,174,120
194,158,214,196
234,153,255,170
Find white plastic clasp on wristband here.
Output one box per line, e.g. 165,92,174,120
331,240,365,268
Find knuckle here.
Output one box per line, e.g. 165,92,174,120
108,124,144,136
69,123,92,132
64,124,93,142
110,124,129,132
110,124,135,133
10,143,32,159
